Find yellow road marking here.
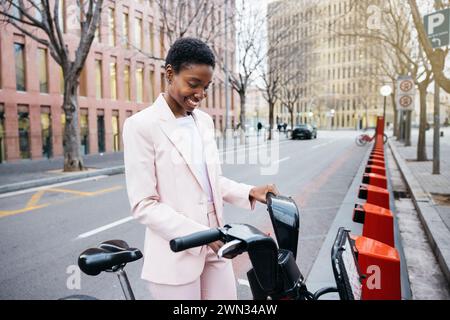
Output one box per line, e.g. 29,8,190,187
0,185,123,219
0,204,50,218
25,190,46,208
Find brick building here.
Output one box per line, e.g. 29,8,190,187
0,0,237,163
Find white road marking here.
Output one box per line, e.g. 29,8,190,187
273,157,290,164
238,278,250,287
0,175,109,199
76,216,134,239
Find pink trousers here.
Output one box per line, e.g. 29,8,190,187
147,202,237,300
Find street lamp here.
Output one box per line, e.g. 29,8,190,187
380,85,393,123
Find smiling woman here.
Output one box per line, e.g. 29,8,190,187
122,37,279,300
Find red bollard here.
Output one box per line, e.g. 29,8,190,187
362,173,387,189
359,184,390,209
365,165,386,176
353,203,394,247
352,235,401,300
367,159,385,167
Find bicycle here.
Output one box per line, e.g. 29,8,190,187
355,133,388,146
78,193,363,300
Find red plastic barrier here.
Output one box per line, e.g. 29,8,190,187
353,203,394,247
365,165,386,176
358,184,390,209
352,235,401,300
362,173,387,189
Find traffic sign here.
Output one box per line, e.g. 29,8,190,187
396,76,415,111
424,8,450,48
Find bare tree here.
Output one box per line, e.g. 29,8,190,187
338,0,432,160
0,0,103,171
280,84,301,136
155,0,230,52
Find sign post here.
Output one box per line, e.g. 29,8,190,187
424,10,446,174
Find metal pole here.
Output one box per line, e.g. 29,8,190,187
405,110,411,147
224,0,230,132
383,96,387,124
433,81,440,174
116,268,135,300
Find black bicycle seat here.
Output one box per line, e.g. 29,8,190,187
78,247,142,276
98,239,130,252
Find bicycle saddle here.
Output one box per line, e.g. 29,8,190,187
78,240,143,276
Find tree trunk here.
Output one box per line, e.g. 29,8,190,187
239,92,246,145
290,109,294,139
63,80,85,172
268,102,274,140
417,83,428,161
391,93,399,137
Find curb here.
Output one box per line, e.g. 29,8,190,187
0,166,124,194
388,140,450,286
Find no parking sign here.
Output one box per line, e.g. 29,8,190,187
396,76,415,111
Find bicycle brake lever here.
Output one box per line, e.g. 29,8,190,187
217,239,243,258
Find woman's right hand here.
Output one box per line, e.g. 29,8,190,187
208,240,239,259
208,240,224,253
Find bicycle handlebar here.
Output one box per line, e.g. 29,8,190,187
170,229,223,252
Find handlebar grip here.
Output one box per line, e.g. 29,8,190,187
170,229,222,252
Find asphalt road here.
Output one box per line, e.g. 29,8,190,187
0,130,368,300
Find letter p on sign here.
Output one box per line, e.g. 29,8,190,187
428,13,445,34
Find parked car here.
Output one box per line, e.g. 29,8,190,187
292,124,317,140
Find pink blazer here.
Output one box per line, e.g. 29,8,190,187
123,94,255,285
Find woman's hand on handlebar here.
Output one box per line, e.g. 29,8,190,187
208,240,239,259
249,184,280,204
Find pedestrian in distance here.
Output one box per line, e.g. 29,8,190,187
122,37,279,300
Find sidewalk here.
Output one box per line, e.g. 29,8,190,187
0,131,289,194
388,127,450,285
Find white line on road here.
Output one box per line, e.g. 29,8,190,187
76,216,134,239
273,157,290,164
0,175,109,199
238,278,250,287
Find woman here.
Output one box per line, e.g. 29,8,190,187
123,37,278,300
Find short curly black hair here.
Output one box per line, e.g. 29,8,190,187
165,37,215,73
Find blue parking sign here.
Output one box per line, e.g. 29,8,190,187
424,8,450,48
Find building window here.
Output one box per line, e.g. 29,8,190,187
136,65,144,103
112,110,120,152
149,69,155,102
0,104,5,163
18,105,30,159
41,106,52,158
95,59,103,99
122,12,129,48
79,66,87,96
149,22,154,55
160,72,166,93
110,61,117,100
135,16,143,50
59,66,64,94
38,48,49,93
97,110,105,153
124,64,130,101
58,0,66,33
108,7,116,47
80,108,89,155
160,27,165,58
14,43,26,91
